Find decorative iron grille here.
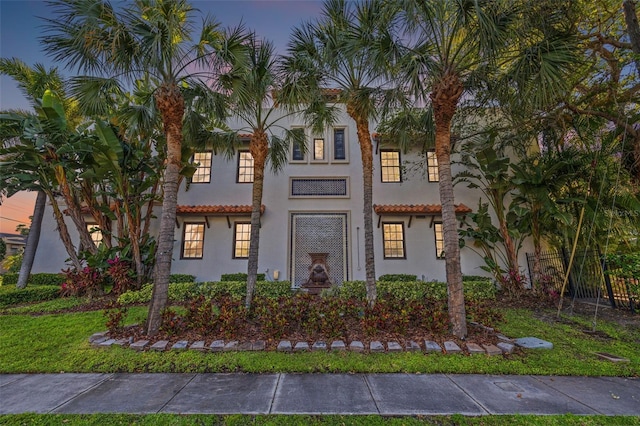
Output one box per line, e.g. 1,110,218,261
290,178,348,197
290,213,348,287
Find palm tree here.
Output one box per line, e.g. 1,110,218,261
0,58,82,288
398,0,578,337
281,0,402,306
41,0,247,336
215,35,306,309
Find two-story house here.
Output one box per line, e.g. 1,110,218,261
32,105,529,285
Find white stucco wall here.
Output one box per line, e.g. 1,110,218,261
32,105,534,284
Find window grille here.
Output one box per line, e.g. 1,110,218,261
290,178,348,197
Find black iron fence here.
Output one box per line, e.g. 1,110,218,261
526,249,637,312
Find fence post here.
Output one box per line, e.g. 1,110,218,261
561,247,576,297
598,247,617,309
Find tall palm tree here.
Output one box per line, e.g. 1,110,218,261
281,0,402,306
41,0,246,336
399,0,578,337
0,58,81,288
216,35,306,310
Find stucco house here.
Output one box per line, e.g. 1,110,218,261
32,105,532,286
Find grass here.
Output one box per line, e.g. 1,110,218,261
0,306,638,375
1,414,639,425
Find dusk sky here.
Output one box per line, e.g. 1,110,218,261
0,0,325,233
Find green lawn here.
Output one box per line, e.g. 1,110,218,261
0,306,638,375
1,414,639,426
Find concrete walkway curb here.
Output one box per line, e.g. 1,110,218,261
1,373,638,415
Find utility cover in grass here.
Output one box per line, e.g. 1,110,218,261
514,337,553,349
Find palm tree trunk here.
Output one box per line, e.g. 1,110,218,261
531,211,542,291
54,165,96,255
47,192,82,269
347,105,377,307
147,84,184,336
245,132,268,310
16,190,46,288
431,74,467,339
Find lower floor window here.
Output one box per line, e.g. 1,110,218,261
87,224,103,245
182,223,205,259
382,222,406,259
434,222,445,259
234,222,251,258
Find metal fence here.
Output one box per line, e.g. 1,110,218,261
526,249,636,312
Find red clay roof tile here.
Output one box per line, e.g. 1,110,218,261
373,204,471,215
176,205,265,215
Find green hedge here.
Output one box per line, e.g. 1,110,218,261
339,280,496,301
220,273,265,282
169,274,196,283
117,281,293,304
378,274,417,282
0,273,65,287
0,285,61,308
462,275,492,282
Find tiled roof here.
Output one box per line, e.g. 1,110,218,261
373,203,472,215
176,205,265,215
322,88,342,95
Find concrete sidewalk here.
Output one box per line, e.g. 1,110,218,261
1,373,639,416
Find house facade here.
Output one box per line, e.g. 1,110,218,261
32,105,531,285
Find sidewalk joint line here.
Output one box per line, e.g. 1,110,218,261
48,373,114,414
445,373,490,415
269,373,282,414
531,375,604,415
156,373,198,414
363,374,381,414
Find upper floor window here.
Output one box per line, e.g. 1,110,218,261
434,222,445,259
292,141,305,161
380,150,401,182
87,224,103,246
333,128,346,161
382,222,406,259
313,138,325,161
191,151,212,183
181,223,205,259
233,222,251,258
427,150,439,182
237,151,254,183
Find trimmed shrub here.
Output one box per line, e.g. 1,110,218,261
220,273,265,282
0,285,61,308
169,274,196,283
339,280,496,301
117,282,197,304
117,281,293,304
378,274,417,282
29,273,66,286
1,273,66,287
1,273,18,285
462,275,492,282
197,281,291,299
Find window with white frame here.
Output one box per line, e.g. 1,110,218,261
380,150,401,182
237,151,254,183
333,128,346,161
382,222,406,259
291,140,305,161
181,223,205,259
233,222,251,258
434,222,445,259
427,150,439,182
191,151,212,183
87,224,103,246
313,138,325,161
